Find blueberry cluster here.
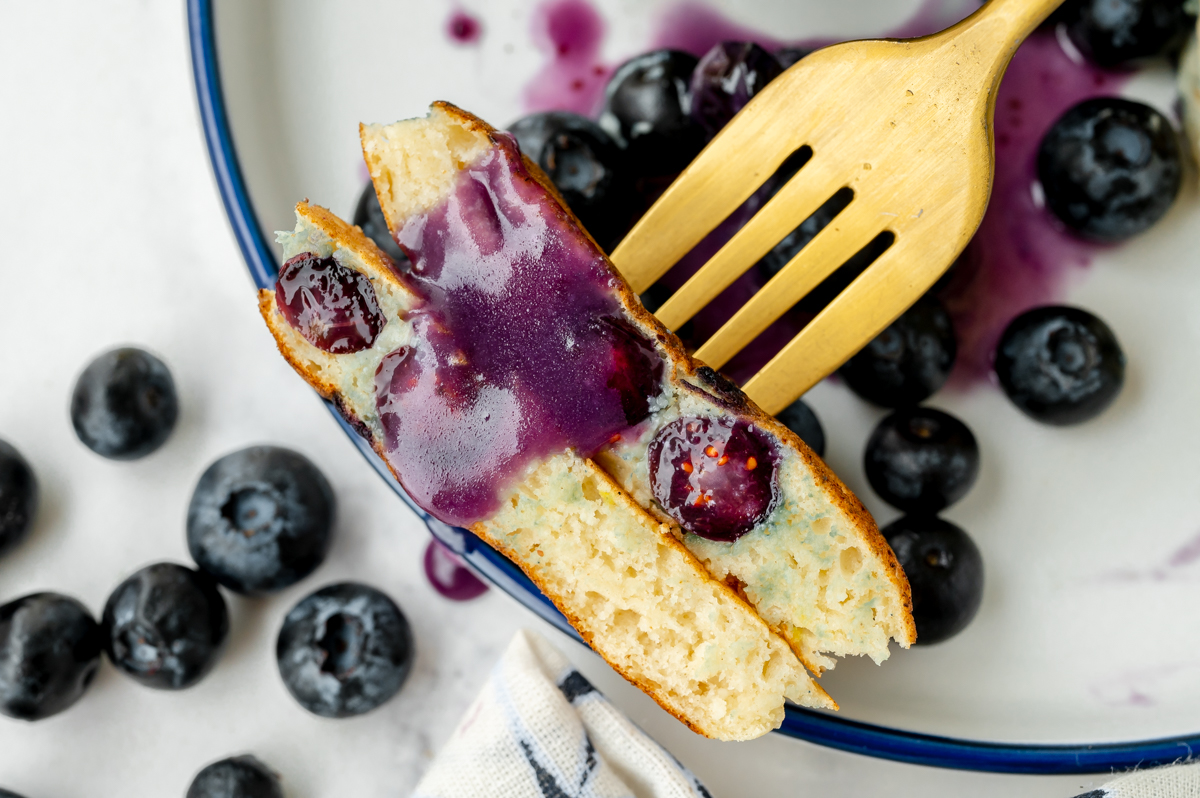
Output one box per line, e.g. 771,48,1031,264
1,347,420,794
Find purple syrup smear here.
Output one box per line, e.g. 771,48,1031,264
447,10,483,45
525,0,611,116
276,252,385,354
424,539,489,600
375,134,664,527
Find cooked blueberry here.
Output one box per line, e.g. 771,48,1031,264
690,42,782,137
508,111,632,251
994,305,1125,425
188,446,335,595
71,347,179,460
775,398,825,457
648,415,777,542
276,252,386,354
882,515,983,645
1062,0,1195,67
0,593,102,720
839,295,957,407
187,755,284,798
276,582,413,718
1038,97,1181,242
774,46,812,68
599,49,706,177
865,407,979,514
102,563,228,690
0,440,36,558
353,182,410,270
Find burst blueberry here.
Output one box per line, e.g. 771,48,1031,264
994,305,1125,425
0,440,36,558
276,582,414,718
71,347,179,460
353,182,411,270
508,111,632,252
1037,97,1182,242
0,593,102,720
839,295,957,407
600,49,706,177
102,562,229,690
188,446,335,594
690,41,783,137
775,398,825,457
865,407,979,514
276,252,386,354
187,755,284,798
882,515,983,645
1062,0,1196,67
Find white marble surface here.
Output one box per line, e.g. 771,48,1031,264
0,3,1139,797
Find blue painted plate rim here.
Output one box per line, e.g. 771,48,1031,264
186,0,1200,774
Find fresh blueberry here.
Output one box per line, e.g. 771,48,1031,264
276,582,414,718
1038,97,1182,242
994,305,1125,425
187,755,284,798
1062,0,1196,67
102,563,228,690
352,182,411,270
648,415,777,542
188,446,335,595
508,111,632,252
882,515,984,645
839,295,957,408
758,188,852,282
71,347,179,460
0,789,27,798
276,252,386,354
774,46,813,68
599,49,706,177
775,398,826,457
865,407,979,514
0,593,102,720
689,42,783,137
0,440,36,558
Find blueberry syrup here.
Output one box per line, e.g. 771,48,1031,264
447,10,483,45
375,134,664,526
276,253,385,354
524,0,611,116
423,539,489,600
648,415,777,542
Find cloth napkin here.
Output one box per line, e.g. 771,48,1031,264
412,630,711,798
414,629,1200,798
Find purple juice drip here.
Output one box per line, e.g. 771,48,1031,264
941,31,1128,386
424,539,489,600
525,0,611,116
447,10,483,45
375,135,663,527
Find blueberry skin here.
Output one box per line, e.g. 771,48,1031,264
276,582,413,718
71,347,179,460
775,398,826,457
865,407,979,514
1063,0,1195,67
508,111,632,252
0,440,36,558
775,46,813,68
187,755,284,798
690,42,783,137
839,295,957,408
352,182,410,270
0,593,102,720
882,516,984,645
188,446,335,595
102,563,228,690
1038,97,1181,243
0,789,27,798
600,49,706,177
995,305,1125,425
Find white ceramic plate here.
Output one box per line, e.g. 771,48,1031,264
198,0,1200,771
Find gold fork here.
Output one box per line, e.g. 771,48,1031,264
610,0,1064,415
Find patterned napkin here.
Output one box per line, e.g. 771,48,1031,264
1074,762,1200,798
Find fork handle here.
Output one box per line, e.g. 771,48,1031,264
938,0,1067,89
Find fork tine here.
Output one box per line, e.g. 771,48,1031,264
653,153,853,332
692,199,885,370
742,234,933,415
610,105,812,295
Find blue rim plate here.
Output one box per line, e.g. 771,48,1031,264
187,0,1200,774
